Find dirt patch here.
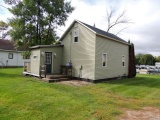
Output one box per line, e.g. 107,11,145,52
119,107,160,120
58,80,92,86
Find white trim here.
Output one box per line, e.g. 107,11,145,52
102,53,107,67
8,53,13,59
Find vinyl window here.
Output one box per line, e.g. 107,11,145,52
102,53,107,67
122,55,125,66
74,29,78,43
8,53,13,59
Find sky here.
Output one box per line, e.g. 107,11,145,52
0,0,160,56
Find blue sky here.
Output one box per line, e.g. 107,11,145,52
0,0,12,22
1,0,160,56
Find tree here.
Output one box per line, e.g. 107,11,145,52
4,0,74,49
155,56,160,62
140,54,155,65
135,53,143,65
128,43,136,78
106,6,131,35
0,20,9,39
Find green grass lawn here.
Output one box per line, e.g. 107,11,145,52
0,68,160,120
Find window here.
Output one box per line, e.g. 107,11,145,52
122,55,125,66
45,53,52,64
8,53,13,59
74,29,78,43
102,53,107,67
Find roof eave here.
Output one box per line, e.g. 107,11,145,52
0,49,24,52
76,20,97,34
59,20,76,41
59,19,97,41
30,45,64,49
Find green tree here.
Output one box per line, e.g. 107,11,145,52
140,54,155,65
135,53,143,65
4,0,74,49
0,20,9,39
155,56,160,62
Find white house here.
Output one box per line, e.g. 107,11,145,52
0,39,30,67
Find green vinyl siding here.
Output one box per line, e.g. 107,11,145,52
62,22,96,80
95,35,129,80
40,47,63,74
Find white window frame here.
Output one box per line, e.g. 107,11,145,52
8,53,13,59
102,53,107,67
73,29,79,43
122,55,125,67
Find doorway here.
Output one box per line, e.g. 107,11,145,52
45,52,52,73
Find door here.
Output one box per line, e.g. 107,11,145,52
45,52,52,73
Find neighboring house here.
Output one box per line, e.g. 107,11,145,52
0,39,30,67
26,20,129,82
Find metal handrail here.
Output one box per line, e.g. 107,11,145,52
0,61,5,68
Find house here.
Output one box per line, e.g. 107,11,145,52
0,39,30,67
25,20,129,82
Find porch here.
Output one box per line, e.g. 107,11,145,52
23,62,73,83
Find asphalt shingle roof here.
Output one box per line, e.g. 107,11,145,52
0,39,27,51
79,21,127,43
0,39,15,50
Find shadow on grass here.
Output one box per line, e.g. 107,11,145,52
100,75,160,89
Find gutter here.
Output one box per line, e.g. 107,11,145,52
0,49,25,52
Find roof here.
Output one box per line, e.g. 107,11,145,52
30,44,64,49
59,20,128,45
0,39,15,50
79,21,127,43
0,39,27,51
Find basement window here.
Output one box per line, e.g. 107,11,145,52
74,29,79,43
8,53,13,59
102,53,107,67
